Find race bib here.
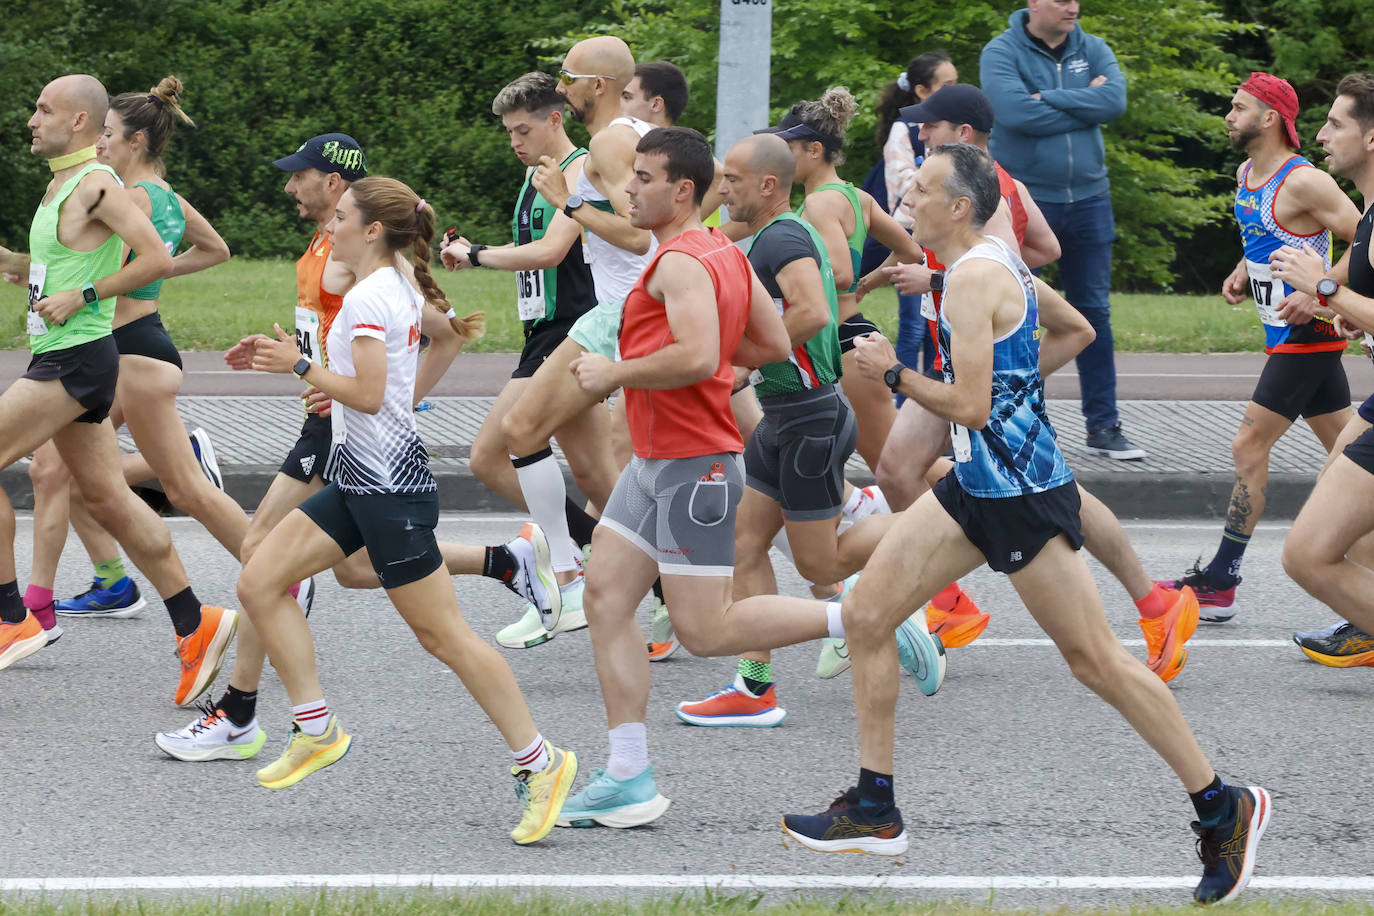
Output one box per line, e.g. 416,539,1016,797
920,292,937,321
1245,258,1286,327
26,263,49,336
516,269,545,322
294,306,322,366
331,405,346,444
950,421,972,463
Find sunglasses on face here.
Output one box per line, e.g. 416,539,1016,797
557,69,615,85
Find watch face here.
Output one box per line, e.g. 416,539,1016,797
1318,278,1338,296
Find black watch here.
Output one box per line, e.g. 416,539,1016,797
1316,277,1340,307
81,282,99,305
883,362,907,393
468,244,486,268
929,270,945,293
292,357,312,378
564,194,584,217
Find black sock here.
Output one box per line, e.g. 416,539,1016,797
651,578,666,605
0,581,24,624
1190,773,1231,825
564,498,598,549
857,767,895,808
218,684,258,727
483,545,517,584
165,587,202,638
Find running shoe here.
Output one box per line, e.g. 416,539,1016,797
256,715,352,789
924,584,990,648
647,595,678,661
495,581,587,649
557,766,671,828
1292,620,1345,646
501,523,560,631
173,606,239,707
189,427,224,491
1192,785,1272,905
1156,562,1239,621
1085,424,1147,460
510,744,578,845
0,612,46,671
155,699,267,762
30,602,63,646
294,576,316,618
675,679,786,727
896,610,946,696
1138,586,1200,683
843,485,890,522
815,573,859,678
781,786,909,856
55,576,146,618
1294,621,1374,667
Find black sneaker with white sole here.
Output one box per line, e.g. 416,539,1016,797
1085,424,1146,460
189,427,224,490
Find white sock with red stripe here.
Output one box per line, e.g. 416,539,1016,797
513,733,550,773
292,698,331,737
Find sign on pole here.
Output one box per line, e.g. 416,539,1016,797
714,0,772,160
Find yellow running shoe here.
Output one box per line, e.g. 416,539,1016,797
510,744,579,845
256,715,352,789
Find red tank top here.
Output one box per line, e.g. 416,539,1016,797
619,228,753,459
297,231,346,364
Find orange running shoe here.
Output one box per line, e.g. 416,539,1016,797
924,586,990,648
174,606,239,706
1138,586,1199,683
0,612,46,671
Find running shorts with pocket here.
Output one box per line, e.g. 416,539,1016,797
744,383,857,521
298,481,444,589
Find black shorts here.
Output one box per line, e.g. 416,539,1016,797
23,336,119,424
513,318,576,379
1251,350,1350,421
932,470,1084,574
1357,393,1374,425
298,482,443,589
280,412,331,483
1343,422,1374,475
745,384,857,521
113,312,183,369
838,312,882,354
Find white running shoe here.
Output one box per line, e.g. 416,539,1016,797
502,524,560,631
647,595,678,661
294,576,316,618
155,701,267,762
496,582,588,649
189,428,224,491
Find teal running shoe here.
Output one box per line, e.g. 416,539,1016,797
896,609,946,696
556,766,671,828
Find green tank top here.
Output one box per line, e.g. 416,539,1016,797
26,162,123,354
509,149,596,330
748,211,842,399
802,181,866,294
126,181,185,301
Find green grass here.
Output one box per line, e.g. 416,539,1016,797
0,259,1324,354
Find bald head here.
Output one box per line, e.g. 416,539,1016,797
48,74,108,140
721,134,797,228
566,36,635,86
739,134,796,188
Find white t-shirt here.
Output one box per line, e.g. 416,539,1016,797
575,116,658,303
322,266,436,494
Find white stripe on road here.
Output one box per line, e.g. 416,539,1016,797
3,874,1372,893
973,638,1292,648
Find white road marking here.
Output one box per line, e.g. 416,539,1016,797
3,874,1372,893
970,638,1291,648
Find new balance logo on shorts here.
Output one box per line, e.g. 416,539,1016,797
300,455,315,476
1010,550,1023,563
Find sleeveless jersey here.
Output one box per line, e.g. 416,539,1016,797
1235,155,1343,353
126,181,186,301
939,237,1073,498
746,212,842,399
295,231,345,368
27,162,124,354
1351,204,1373,300
619,228,753,459
575,115,657,303
511,148,596,331
802,181,866,293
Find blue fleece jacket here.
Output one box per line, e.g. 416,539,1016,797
980,9,1127,204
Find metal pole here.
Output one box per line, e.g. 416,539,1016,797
714,0,772,160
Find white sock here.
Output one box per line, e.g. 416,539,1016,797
513,450,579,573
842,487,867,517
607,721,649,781
863,486,890,515
826,601,846,639
292,698,331,737
513,732,550,773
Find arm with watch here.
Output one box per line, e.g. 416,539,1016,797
530,141,651,254
250,322,388,415
1271,243,1374,332
439,205,584,273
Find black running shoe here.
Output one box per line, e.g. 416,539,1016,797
1192,785,1272,905
781,787,908,856
1293,621,1374,668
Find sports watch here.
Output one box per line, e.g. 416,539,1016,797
564,195,584,218
1316,277,1340,309
929,270,945,293
883,362,907,393
81,282,99,311
468,244,486,267
292,357,312,378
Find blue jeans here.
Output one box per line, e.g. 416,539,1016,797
1035,192,1119,434
895,292,936,406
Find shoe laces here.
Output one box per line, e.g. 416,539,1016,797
513,770,532,804
70,578,104,602
1192,821,1221,867
188,698,225,736
704,683,742,701
823,786,861,813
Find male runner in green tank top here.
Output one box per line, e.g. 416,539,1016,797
0,74,237,703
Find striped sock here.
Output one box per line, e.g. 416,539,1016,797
94,557,127,589
513,733,550,773
737,658,772,696
292,699,331,737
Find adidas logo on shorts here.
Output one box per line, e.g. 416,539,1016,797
300,455,316,475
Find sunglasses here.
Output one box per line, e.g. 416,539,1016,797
557,69,616,85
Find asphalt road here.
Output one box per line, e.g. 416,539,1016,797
3,513,1371,908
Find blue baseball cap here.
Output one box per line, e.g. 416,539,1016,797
273,133,367,181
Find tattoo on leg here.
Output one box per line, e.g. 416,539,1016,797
1226,477,1254,533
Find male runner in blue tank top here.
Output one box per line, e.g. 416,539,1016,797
774,144,1269,906
1160,73,1362,620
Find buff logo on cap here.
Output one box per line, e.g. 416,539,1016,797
273,132,367,180
320,140,365,173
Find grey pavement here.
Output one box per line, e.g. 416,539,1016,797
2,516,1371,907
3,350,1372,519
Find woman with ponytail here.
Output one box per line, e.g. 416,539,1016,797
240,176,577,845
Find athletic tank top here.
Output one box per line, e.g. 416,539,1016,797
125,181,186,301
574,116,657,303
1235,155,1343,353
27,162,124,355
939,237,1073,498
296,231,345,368
802,181,866,293
619,228,753,459
747,212,842,399
512,148,596,331
1351,204,1374,300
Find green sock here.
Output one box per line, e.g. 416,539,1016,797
94,557,126,589
737,658,772,697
